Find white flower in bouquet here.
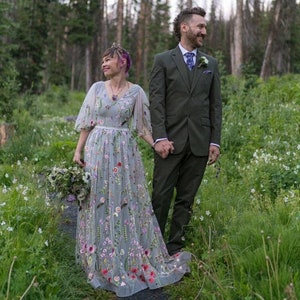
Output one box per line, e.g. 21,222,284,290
47,165,91,207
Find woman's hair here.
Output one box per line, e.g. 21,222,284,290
173,7,206,42
102,43,132,74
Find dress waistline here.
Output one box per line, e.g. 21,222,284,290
94,125,129,131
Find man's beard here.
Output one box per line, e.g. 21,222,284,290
186,29,203,48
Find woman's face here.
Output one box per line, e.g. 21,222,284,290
102,54,121,78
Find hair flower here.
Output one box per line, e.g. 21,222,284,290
197,56,209,68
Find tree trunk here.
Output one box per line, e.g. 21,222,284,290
231,0,243,77
135,1,147,83
116,0,124,44
85,45,91,91
259,0,296,78
143,0,152,88
260,0,281,79
71,45,76,91
0,123,15,146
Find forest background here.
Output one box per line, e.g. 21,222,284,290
0,0,300,299
1,0,300,123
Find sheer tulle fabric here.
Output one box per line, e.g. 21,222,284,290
74,82,190,297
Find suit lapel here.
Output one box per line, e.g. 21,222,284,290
171,46,191,91
191,50,206,94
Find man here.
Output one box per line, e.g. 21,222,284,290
149,7,222,256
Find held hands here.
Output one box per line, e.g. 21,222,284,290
208,145,220,165
73,152,85,167
153,140,174,159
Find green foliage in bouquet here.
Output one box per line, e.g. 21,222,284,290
47,165,91,207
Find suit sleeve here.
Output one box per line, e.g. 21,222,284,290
149,54,168,141
209,59,222,146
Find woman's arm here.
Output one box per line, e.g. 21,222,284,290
73,129,91,167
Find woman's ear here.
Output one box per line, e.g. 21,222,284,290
120,58,127,67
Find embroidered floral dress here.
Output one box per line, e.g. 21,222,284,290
74,81,190,297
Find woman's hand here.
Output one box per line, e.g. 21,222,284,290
73,152,85,167
154,140,174,159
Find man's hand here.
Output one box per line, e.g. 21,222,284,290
208,145,220,165
154,140,174,159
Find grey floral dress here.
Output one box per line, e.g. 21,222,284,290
74,81,190,297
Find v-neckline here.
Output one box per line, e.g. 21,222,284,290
104,81,134,102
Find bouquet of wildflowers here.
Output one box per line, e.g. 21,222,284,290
47,165,91,207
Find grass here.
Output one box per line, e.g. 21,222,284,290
0,75,300,299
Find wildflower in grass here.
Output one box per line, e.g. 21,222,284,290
7,226,13,231
205,210,211,216
45,240,49,247
38,228,43,234
0,202,6,207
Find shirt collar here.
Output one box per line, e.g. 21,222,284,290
179,43,197,56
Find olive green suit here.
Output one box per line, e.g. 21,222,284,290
149,45,222,255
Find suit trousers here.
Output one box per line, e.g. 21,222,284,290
151,139,208,255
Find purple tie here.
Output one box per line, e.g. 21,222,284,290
185,52,195,70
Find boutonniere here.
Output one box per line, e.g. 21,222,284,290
197,56,208,68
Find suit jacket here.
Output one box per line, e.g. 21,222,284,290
149,45,222,156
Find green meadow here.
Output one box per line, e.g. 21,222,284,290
0,75,299,299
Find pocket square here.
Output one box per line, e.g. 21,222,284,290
203,70,212,74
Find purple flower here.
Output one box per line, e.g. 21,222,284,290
67,194,76,202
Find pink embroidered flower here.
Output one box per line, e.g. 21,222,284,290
102,269,108,276
88,245,96,253
149,277,155,283
117,162,122,167
80,243,87,254
131,267,138,273
142,264,149,271
113,167,118,173
150,271,156,277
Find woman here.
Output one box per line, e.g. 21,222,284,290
73,43,191,298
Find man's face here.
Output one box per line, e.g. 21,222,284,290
182,14,207,48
